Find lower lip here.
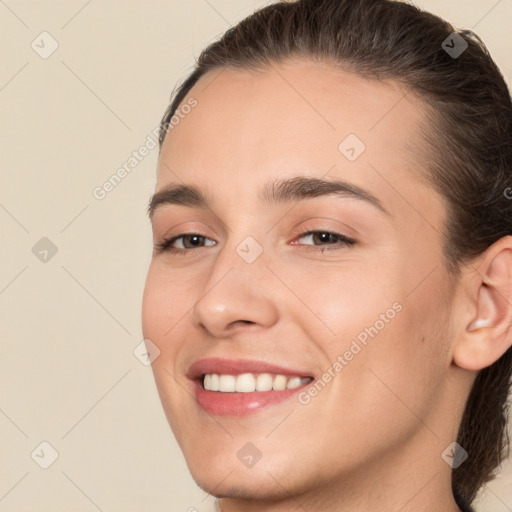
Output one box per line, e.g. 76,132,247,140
193,380,307,416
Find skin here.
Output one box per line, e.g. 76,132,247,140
141,59,512,512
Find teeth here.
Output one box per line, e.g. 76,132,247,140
286,377,302,389
256,373,273,391
219,375,236,392
272,375,287,391
235,373,256,392
203,373,311,393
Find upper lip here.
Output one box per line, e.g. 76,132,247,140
187,358,314,380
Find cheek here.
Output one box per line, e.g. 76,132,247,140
333,271,452,428
141,267,183,373
141,262,193,338
285,260,400,344
297,260,449,415
141,267,193,433
141,267,166,339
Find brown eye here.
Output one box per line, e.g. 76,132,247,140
155,233,216,254
293,231,356,250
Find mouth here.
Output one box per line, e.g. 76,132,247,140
188,358,315,416
202,373,312,392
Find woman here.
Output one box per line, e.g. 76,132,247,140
142,0,512,510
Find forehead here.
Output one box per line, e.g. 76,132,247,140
156,59,443,226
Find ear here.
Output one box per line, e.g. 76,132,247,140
453,236,512,371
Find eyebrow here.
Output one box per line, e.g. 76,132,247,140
147,175,390,219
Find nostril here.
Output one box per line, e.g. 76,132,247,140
227,320,257,330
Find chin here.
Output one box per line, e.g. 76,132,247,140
190,467,297,502
184,445,314,503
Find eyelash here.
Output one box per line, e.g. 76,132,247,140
154,230,356,256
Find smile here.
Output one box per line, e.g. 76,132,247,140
203,373,313,392
188,358,315,416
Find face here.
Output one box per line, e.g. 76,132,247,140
142,59,459,503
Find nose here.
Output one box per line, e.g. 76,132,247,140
191,243,279,338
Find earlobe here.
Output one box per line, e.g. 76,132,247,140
452,239,512,371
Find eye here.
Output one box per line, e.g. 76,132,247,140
291,230,356,251
154,233,216,254
154,229,356,256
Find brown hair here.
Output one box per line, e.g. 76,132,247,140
157,0,512,505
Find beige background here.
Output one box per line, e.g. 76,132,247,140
1,1,511,511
